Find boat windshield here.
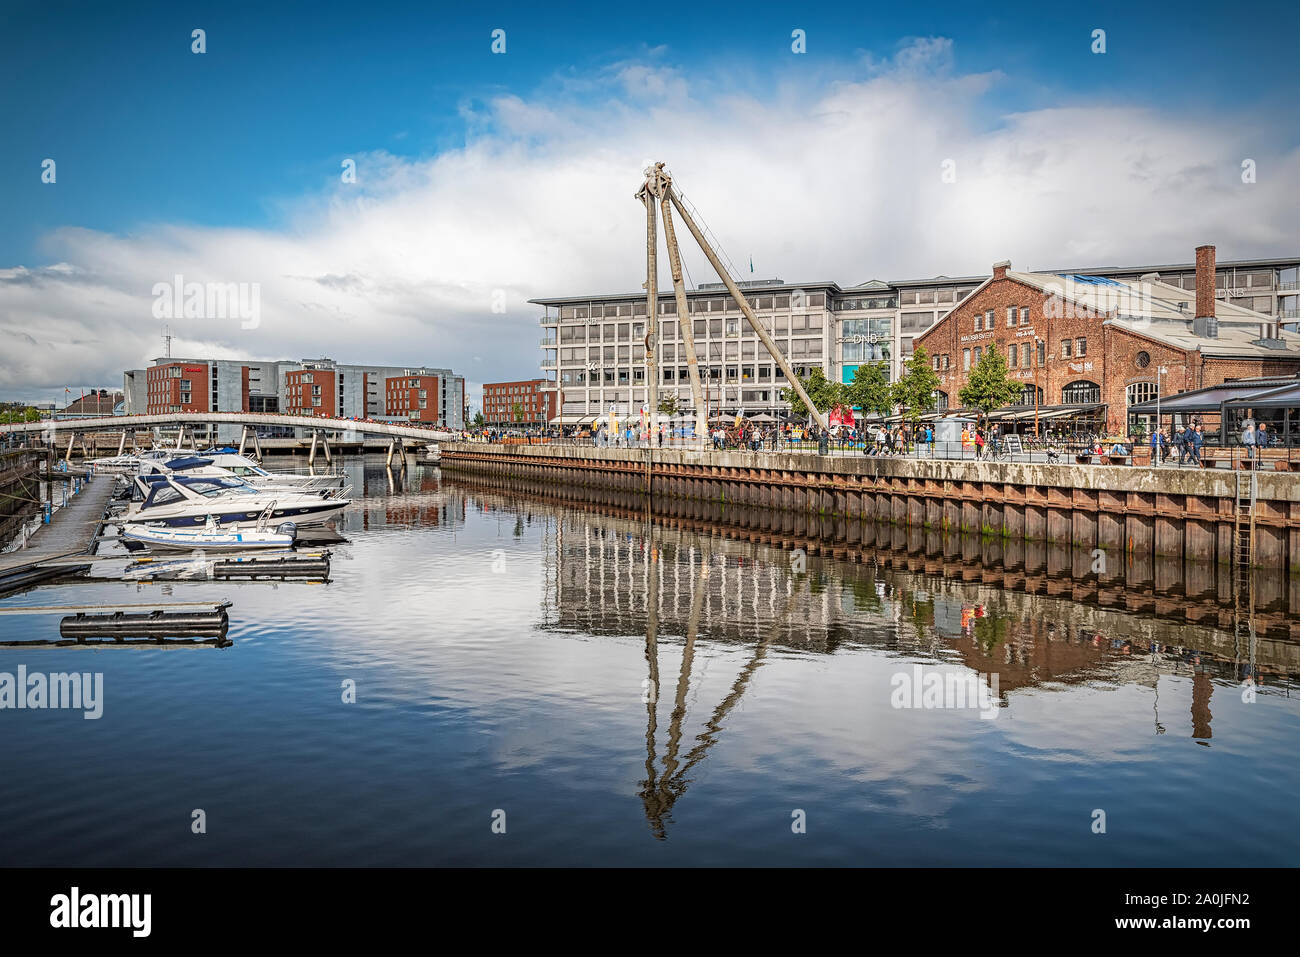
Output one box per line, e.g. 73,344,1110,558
178,477,257,497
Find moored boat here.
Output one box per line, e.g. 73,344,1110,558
121,517,299,551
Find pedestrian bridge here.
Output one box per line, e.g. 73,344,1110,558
0,412,455,445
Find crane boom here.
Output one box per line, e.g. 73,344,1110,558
664,180,827,432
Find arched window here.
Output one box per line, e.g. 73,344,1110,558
1126,382,1157,407
1061,380,1101,404
1019,385,1043,405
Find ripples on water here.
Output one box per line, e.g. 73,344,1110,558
0,458,1297,866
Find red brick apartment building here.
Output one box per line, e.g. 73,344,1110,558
483,379,557,428
284,368,337,417
385,373,440,423
915,246,1300,434
146,362,223,414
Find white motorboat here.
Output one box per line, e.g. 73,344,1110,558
121,515,299,551
192,448,345,490
142,451,344,491
120,473,350,529
89,448,174,473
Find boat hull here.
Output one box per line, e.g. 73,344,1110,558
122,500,349,529
121,523,297,551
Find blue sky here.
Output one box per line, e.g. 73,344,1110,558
2,0,1298,401
5,0,1297,266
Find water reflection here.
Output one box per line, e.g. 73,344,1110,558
444,471,1299,836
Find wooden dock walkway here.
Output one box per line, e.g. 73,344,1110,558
0,474,117,590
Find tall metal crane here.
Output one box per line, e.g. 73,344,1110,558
636,162,827,442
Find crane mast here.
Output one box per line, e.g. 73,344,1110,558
637,162,828,439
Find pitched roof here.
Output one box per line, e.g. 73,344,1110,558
1005,271,1300,359
61,392,123,415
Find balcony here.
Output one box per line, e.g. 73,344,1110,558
540,359,556,369
1280,308,1300,320
540,315,558,325
540,338,557,347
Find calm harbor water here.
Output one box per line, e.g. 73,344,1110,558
1,457,1298,866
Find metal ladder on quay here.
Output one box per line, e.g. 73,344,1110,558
1232,469,1257,674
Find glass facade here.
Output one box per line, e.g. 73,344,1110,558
840,318,893,364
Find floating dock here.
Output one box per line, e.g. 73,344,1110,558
0,474,116,594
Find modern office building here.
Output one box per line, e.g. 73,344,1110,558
535,280,839,424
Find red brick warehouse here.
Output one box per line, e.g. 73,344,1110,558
915,245,1300,434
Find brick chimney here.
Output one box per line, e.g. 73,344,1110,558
992,260,1010,281
1193,244,1217,338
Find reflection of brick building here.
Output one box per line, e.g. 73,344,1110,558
916,246,1300,433
483,379,557,428
385,372,440,424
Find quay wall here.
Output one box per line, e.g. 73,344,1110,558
439,443,1300,571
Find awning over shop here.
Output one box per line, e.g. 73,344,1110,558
1128,380,1297,415
1222,382,1300,409
979,403,1105,422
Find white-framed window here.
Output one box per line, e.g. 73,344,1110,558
1126,382,1156,406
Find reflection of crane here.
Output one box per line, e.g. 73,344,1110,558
636,162,827,442
639,541,802,838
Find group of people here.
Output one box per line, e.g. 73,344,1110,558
1148,424,1208,466
1149,425,1201,465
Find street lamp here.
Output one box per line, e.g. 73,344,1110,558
1033,336,1042,437
1156,365,1168,464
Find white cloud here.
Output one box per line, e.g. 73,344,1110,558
3,37,1297,402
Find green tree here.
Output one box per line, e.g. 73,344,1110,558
844,361,893,420
781,367,843,418
657,394,681,417
892,346,942,431
511,401,524,423
958,345,1020,426
471,411,485,428
24,407,40,422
